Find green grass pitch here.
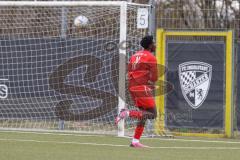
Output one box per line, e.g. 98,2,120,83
0,131,240,160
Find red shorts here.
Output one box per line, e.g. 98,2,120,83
129,85,155,109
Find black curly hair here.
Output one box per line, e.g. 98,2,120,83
140,35,154,49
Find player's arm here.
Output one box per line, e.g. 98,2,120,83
148,55,158,82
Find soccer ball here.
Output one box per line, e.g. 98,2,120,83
74,15,89,27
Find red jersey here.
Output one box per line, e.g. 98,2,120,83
128,50,158,87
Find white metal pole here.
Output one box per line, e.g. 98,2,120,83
148,0,156,37
118,2,127,137
61,7,68,38
59,1,67,129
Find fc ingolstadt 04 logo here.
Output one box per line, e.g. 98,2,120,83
179,61,212,109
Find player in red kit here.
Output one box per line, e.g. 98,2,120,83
115,35,158,148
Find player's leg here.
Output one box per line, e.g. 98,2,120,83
115,85,156,123
127,86,157,120
128,107,157,120
115,105,157,124
130,119,146,147
130,107,156,148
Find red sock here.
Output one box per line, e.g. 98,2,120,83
129,110,143,120
133,125,144,140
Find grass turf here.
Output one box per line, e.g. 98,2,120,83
0,131,240,160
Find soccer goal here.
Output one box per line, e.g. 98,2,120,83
0,1,152,136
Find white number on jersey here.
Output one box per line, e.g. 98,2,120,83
132,56,141,70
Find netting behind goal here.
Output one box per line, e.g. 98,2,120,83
0,2,149,135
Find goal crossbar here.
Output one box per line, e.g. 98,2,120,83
0,1,150,7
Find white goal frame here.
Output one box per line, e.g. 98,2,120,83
0,1,151,137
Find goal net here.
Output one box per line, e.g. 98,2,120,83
0,1,151,136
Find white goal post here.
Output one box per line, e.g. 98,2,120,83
0,1,152,137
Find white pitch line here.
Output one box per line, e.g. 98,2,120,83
0,130,107,137
142,137,240,144
0,138,128,147
1,130,240,144
147,146,240,150
0,138,240,150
